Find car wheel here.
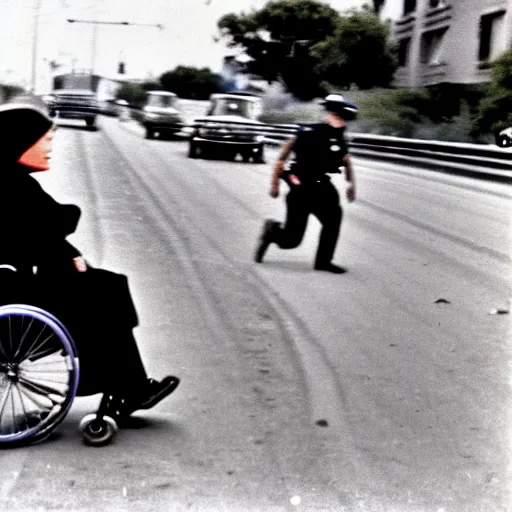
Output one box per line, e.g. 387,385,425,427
145,128,154,140
496,134,512,148
255,146,265,164
85,117,96,128
188,141,200,158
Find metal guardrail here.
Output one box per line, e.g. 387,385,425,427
347,134,512,183
119,107,511,182
190,119,511,182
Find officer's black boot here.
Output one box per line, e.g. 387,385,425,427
254,220,278,263
314,262,347,274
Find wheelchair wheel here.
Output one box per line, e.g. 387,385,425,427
0,304,79,447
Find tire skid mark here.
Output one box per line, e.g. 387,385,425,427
348,206,508,296
353,157,512,200
74,128,106,266
101,120,374,487
93,126,312,500
357,197,510,264
356,166,510,225
118,119,277,213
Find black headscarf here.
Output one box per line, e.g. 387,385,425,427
0,103,53,164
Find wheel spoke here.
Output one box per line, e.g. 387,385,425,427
0,333,11,363
10,386,17,434
19,369,69,385
0,381,12,421
18,375,68,399
21,329,58,363
13,315,35,361
14,383,29,431
7,316,13,359
16,382,54,411
13,320,48,363
19,352,69,380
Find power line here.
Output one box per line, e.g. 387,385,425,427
67,18,164,29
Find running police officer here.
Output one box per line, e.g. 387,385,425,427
254,94,357,273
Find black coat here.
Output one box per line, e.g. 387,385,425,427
0,163,82,273
0,106,145,394
0,164,138,323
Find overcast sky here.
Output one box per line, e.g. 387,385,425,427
0,0,401,92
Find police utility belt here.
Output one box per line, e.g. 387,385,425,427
281,162,341,186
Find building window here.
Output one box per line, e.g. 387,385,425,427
403,0,416,16
420,28,448,65
478,11,506,61
398,38,411,67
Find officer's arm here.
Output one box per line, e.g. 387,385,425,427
270,138,295,197
343,154,356,202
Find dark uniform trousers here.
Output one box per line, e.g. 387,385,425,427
271,179,342,266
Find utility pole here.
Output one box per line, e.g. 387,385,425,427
66,19,164,80
31,0,43,92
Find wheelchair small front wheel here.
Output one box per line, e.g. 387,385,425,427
79,413,118,446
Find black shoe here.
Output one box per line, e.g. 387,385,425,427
254,220,277,263
124,376,180,416
314,263,347,274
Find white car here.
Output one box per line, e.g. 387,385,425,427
495,127,512,148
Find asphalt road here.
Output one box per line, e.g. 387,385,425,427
1,115,510,512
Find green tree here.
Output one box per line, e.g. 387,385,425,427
312,11,397,90
141,80,162,91
1,84,25,102
474,47,512,136
115,82,146,108
159,66,223,100
218,0,339,99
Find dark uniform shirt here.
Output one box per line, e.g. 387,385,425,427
288,123,348,183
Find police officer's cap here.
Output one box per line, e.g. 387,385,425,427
321,94,358,120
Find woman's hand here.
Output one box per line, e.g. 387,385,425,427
288,174,301,186
73,256,88,272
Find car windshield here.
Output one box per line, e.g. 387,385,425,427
147,95,176,108
210,98,256,118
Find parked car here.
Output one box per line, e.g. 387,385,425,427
141,91,185,139
43,89,98,128
495,127,512,148
188,93,265,163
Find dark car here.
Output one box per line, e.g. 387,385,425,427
141,91,185,139
188,93,265,163
43,89,98,128
495,127,512,148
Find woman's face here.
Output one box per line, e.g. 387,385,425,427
17,127,54,171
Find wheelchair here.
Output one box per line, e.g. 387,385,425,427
0,267,126,448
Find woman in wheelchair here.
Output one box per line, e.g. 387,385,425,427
0,103,179,444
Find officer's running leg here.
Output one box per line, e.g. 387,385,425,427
255,188,309,262
278,188,310,248
312,183,344,273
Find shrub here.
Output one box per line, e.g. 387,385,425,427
474,47,512,136
115,83,146,108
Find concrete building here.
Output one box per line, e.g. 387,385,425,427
392,0,512,88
